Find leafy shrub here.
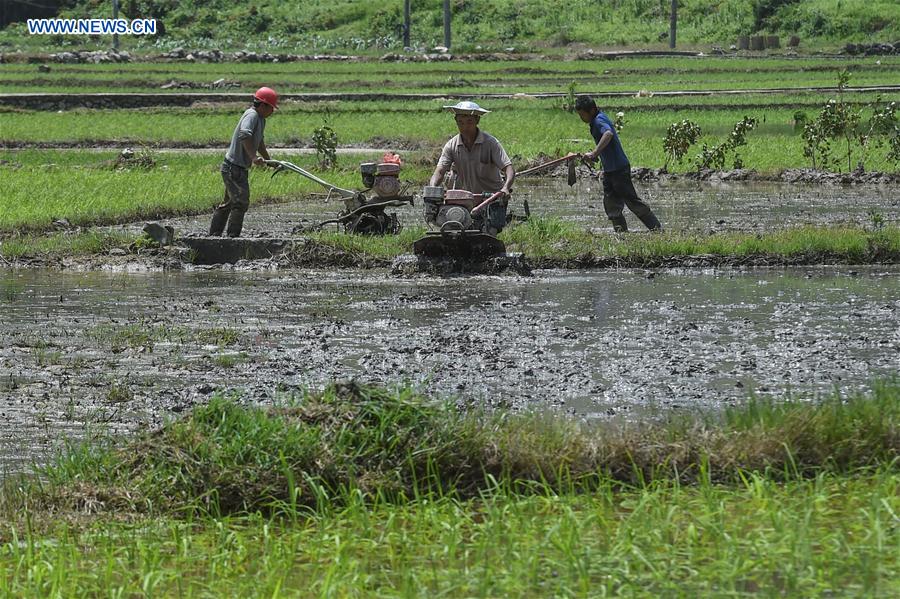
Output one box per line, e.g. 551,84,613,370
696,116,758,170
663,119,702,170
558,80,577,112
613,111,626,133
803,71,900,172
312,113,338,170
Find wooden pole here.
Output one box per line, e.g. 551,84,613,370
403,0,410,48
669,0,677,49
113,0,120,49
516,153,579,177
443,0,451,49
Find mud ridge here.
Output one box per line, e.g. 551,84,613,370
4,84,899,111
4,242,898,272
528,251,900,270
528,161,900,186
517,157,900,186
635,167,900,186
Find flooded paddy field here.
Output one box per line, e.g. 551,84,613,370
1,265,897,473
106,178,899,238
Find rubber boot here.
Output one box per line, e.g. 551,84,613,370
209,207,229,236
225,210,246,238
640,212,662,231
610,216,629,232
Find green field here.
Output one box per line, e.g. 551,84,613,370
1,381,897,595
0,102,876,152
0,151,401,233
2,57,899,94
0,56,898,254
3,58,897,181
4,103,832,160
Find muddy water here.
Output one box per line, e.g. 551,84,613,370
1,266,897,472
106,179,898,238
521,178,900,232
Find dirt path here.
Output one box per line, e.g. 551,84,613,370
0,145,401,154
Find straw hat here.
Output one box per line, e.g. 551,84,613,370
442,101,490,115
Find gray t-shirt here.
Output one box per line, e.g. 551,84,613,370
225,107,266,168
437,130,512,194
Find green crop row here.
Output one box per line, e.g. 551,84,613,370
3,101,898,173
1,56,897,94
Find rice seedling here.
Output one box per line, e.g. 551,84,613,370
1,56,898,94
5,99,898,172
0,380,895,595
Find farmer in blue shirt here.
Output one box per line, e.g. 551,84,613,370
575,95,661,232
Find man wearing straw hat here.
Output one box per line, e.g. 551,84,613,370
428,101,516,234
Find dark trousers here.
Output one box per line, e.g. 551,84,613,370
601,168,661,232
474,201,507,235
210,161,250,237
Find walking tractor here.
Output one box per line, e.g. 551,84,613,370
411,153,582,260
266,153,414,235
412,186,507,258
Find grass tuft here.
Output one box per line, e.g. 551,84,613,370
501,218,900,265
4,379,897,520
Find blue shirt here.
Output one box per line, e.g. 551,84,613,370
588,111,629,172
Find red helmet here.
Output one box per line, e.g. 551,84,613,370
254,86,278,109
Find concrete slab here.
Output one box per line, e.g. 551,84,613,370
179,237,293,265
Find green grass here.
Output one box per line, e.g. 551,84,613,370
10,379,897,517
2,0,898,52
524,221,900,264
84,323,240,351
301,219,900,265
0,230,132,259
211,351,248,368
0,380,896,595
0,472,894,596
310,226,426,260
500,219,900,259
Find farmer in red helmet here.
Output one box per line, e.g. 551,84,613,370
209,86,278,237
